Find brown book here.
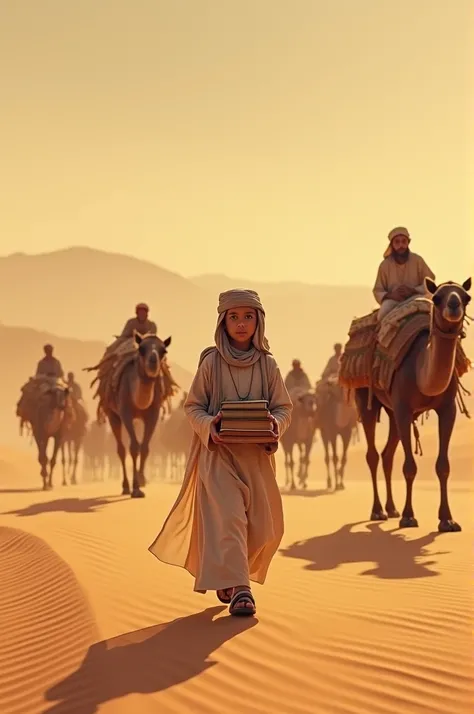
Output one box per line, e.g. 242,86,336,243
221,400,269,411
220,409,270,420
219,430,276,444
220,418,273,431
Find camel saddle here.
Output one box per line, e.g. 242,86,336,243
86,337,179,418
16,376,68,424
339,296,471,394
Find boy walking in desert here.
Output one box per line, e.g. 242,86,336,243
149,288,292,616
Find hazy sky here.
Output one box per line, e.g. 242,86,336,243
1,1,472,285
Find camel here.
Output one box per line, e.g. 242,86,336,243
60,400,88,485
281,389,318,490
99,332,172,498
355,278,471,532
314,378,357,491
28,386,74,490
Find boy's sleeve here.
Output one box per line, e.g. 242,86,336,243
267,358,293,437
184,355,216,450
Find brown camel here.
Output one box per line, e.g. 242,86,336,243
100,332,171,498
355,278,471,532
281,389,318,490
61,400,88,485
314,379,357,491
28,386,74,490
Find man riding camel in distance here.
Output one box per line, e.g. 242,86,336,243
320,342,342,382
36,344,65,380
373,226,435,321
103,302,158,358
285,359,312,392
66,372,83,402
17,344,66,420
120,302,157,339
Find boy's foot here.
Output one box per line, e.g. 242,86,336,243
216,588,234,604
229,587,256,617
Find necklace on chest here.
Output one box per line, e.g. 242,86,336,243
227,363,256,401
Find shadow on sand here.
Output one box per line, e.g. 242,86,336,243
43,605,256,713
279,521,448,579
279,487,335,499
2,495,129,517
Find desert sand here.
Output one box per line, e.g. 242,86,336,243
1,423,472,714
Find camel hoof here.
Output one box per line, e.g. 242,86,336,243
438,520,461,533
386,509,400,518
131,488,145,498
370,511,387,521
122,486,131,496
336,483,345,491
399,516,418,528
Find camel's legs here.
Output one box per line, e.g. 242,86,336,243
380,411,400,517
435,400,460,532
297,443,305,487
34,431,49,489
356,389,385,520
301,440,313,489
283,445,296,490
71,438,81,485
351,424,360,444
120,412,142,495
61,443,68,486
108,412,130,495
136,412,159,494
336,426,352,490
392,402,418,528
48,434,63,489
330,435,339,487
320,430,332,490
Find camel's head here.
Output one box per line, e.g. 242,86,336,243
50,385,70,412
295,391,317,416
425,277,471,328
134,331,171,378
315,378,342,408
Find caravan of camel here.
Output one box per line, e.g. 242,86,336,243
15,270,472,532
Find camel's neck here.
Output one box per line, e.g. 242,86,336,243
131,372,158,411
416,321,460,397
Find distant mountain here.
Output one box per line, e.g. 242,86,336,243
0,247,215,373
189,273,369,297
0,323,193,447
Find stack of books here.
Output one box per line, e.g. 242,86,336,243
219,400,275,443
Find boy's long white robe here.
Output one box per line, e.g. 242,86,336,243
148,350,292,592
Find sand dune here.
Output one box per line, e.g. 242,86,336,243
0,434,472,714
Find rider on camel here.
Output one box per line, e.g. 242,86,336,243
320,343,342,382
285,359,311,393
36,344,64,379
120,303,157,338
66,371,83,401
373,226,435,322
